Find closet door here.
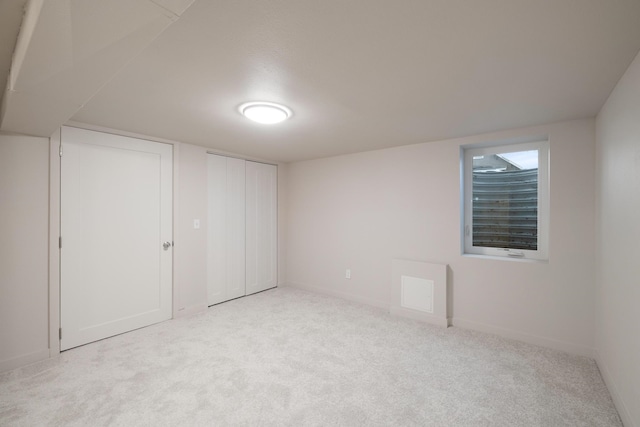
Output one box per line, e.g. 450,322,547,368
207,155,246,305
245,161,277,295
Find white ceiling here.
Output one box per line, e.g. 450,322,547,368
0,0,28,104
3,1,640,163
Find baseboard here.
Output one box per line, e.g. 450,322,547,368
452,317,595,358
174,303,207,319
389,306,448,328
594,349,635,427
282,281,389,310
0,348,50,373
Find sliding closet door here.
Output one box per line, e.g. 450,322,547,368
207,155,246,305
245,161,277,295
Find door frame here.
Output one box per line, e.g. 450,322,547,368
48,124,180,357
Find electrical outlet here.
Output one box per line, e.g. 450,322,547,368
345,269,351,279
193,219,200,229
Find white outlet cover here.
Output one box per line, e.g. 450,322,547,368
193,219,200,229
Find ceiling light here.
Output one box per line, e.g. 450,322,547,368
239,102,291,124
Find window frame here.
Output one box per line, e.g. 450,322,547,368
462,139,549,261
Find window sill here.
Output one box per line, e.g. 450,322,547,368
462,253,548,264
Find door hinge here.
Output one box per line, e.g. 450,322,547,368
59,328,62,340
59,236,62,249
59,144,63,157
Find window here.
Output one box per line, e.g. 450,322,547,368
462,139,549,260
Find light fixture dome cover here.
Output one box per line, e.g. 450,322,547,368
239,101,292,124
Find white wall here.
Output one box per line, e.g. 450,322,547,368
285,118,596,356
595,50,640,427
0,134,50,371
174,143,209,316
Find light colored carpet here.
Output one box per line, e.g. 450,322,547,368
0,287,621,426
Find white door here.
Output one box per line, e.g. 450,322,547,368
245,161,277,295
60,127,173,351
207,154,246,305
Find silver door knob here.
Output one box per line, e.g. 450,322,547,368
162,241,172,250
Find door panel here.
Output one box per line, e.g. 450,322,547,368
245,161,277,295
60,127,172,351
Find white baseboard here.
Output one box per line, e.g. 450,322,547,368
390,306,449,328
594,349,635,427
174,303,208,319
282,281,389,310
452,317,595,358
0,348,50,373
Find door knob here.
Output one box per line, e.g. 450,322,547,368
162,241,172,250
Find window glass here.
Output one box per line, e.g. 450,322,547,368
472,150,538,250
463,140,548,260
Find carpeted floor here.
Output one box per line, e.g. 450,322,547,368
0,287,621,426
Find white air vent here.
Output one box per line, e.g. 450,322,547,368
391,259,448,327
401,275,434,313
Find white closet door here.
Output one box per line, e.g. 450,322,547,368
207,155,246,305
245,161,277,295
60,127,173,351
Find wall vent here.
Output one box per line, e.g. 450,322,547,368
401,276,434,313
391,259,448,327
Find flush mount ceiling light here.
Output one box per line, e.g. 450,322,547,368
239,101,292,124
